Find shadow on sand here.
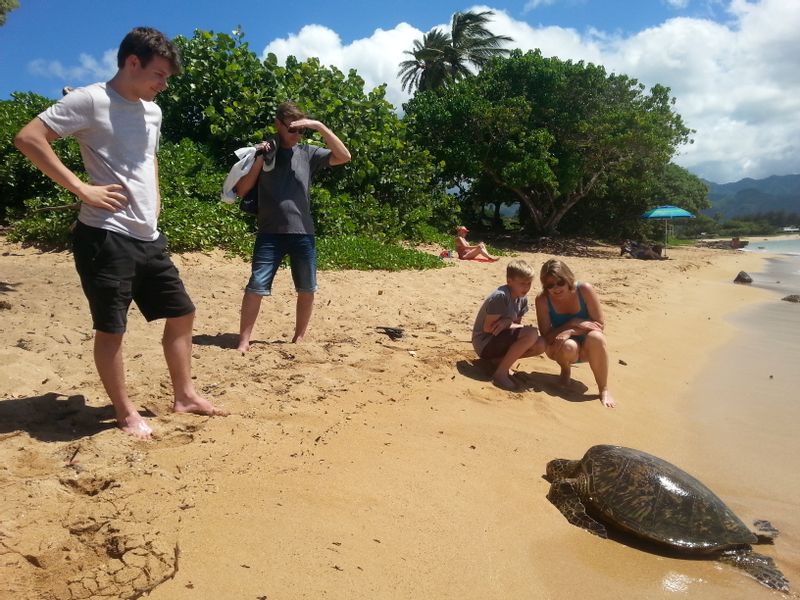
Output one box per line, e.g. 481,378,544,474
456,359,592,401
0,392,153,442
192,333,286,350
192,333,240,349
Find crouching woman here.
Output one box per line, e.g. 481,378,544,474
534,259,616,407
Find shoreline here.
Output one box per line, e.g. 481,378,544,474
677,252,800,597
1,238,797,599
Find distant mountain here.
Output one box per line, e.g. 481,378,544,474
703,174,800,220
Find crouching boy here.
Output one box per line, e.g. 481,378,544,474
471,259,545,390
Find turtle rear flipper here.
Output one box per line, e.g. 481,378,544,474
752,519,779,543
719,549,790,592
547,480,608,538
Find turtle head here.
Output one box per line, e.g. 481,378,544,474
545,458,578,482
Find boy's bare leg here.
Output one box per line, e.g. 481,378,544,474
94,331,152,439
164,312,227,416
292,292,314,343
237,291,263,352
493,329,542,390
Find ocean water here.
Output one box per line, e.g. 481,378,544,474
742,236,800,257
736,236,800,296
679,244,800,596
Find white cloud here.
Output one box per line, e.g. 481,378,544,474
599,0,800,182
523,0,559,13
26,1,799,182
28,50,117,85
259,0,799,182
264,22,423,111
664,0,690,9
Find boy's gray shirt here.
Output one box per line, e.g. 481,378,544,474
38,82,162,241
256,144,332,234
471,284,529,355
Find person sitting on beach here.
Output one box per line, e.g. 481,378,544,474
13,27,227,438
534,259,616,408
472,259,546,391
620,240,665,260
455,226,499,261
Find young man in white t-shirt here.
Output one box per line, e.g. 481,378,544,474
14,27,226,438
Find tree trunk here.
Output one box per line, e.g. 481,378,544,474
492,201,502,229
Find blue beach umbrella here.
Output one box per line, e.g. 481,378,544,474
641,205,695,257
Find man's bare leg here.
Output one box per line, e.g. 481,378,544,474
164,313,227,416
292,291,314,343
94,331,152,439
237,291,263,352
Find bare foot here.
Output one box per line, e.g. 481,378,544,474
558,365,572,387
236,339,250,353
173,394,229,416
118,414,153,440
492,374,520,391
600,390,616,408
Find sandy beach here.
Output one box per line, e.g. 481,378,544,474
1,235,797,600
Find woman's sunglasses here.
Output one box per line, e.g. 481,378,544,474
544,279,567,290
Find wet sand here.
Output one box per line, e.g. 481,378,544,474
1,237,796,599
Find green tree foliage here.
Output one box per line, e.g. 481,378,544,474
681,213,720,238
0,93,83,222
2,29,454,262
647,163,710,215
398,10,512,93
159,29,279,161
157,30,454,241
155,138,253,255
399,30,452,92
0,0,19,26
405,50,693,236
560,163,710,240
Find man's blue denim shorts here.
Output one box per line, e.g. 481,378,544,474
246,233,317,296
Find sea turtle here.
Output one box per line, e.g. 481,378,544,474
545,445,790,592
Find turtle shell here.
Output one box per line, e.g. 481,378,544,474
579,445,757,552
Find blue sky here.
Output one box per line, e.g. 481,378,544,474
2,0,798,183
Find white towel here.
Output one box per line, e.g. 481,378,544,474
220,137,278,204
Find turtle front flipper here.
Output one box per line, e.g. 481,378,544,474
719,548,790,592
752,519,780,543
547,480,608,538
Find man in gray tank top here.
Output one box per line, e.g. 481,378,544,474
14,27,227,438
234,101,351,350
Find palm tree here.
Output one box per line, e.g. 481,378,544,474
398,10,513,93
398,29,452,92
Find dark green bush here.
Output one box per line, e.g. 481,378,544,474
316,236,446,270
0,93,84,223
1,30,461,268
